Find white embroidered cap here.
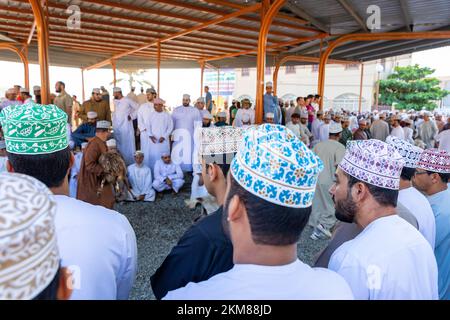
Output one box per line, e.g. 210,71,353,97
386,136,423,168
0,172,60,300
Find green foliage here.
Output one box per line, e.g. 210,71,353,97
378,64,449,111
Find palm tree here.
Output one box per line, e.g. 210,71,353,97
110,68,154,91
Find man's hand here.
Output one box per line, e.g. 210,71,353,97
150,136,157,143
159,137,165,143
138,195,145,201
165,178,172,186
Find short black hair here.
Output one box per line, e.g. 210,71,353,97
225,175,311,246
400,167,416,181
7,147,71,188
291,113,300,118
314,94,321,99
96,128,108,133
57,81,65,88
203,153,232,176
346,173,398,207
33,268,60,300
296,96,302,102
329,132,340,138
205,86,209,89
307,94,314,99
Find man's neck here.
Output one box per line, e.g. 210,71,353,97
234,243,297,266
50,178,69,196
356,200,397,229
425,183,448,196
399,178,411,190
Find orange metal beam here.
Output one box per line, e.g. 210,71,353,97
200,61,205,97
317,31,450,109
201,34,326,62
145,0,318,33
0,42,29,89
28,0,49,104
84,3,262,71
83,0,315,36
0,9,260,49
157,42,161,94
255,0,286,124
111,60,117,87
272,54,358,95
203,0,310,26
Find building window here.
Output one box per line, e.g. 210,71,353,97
311,64,319,72
285,66,296,74
265,66,271,75
344,63,360,70
241,68,249,77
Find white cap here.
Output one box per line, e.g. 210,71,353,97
217,111,227,118
300,111,308,118
146,87,156,94
266,112,274,118
358,118,367,124
33,85,40,91
324,114,332,120
329,123,343,134
183,94,190,100
6,88,15,94
19,87,29,93
106,139,116,147
81,142,88,149
87,111,98,119
92,88,101,94
96,120,111,129
134,150,144,156
197,97,205,103
266,81,273,87
0,140,6,149
161,151,170,157
113,87,122,93
203,112,213,120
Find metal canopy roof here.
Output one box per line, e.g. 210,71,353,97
0,0,449,69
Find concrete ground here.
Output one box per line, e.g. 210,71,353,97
115,176,330,300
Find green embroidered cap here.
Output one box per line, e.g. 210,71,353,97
0,102,68,154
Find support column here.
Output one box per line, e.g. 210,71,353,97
157,41,161,95
217,68,220,106
358,62,364,113
255,0,286,124
199,60,205,97
22,45,30,89
81,68,85,102
29,0,50,104
111,59,117,87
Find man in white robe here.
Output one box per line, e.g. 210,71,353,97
127,151,155,202
112,87,138,165
419,113,438,149
234,98,255,127
126,86,138,103
390,115,405,140
311,110,323,145
153,152,185,193
195,97,210,119
318,114,331,142
136,87,148,105
69,142,87,198
403,119,415,144
171,94,202,172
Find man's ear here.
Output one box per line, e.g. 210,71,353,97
6,160,14,173
227,194,244,222
57,267,73,300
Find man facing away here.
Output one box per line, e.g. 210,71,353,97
0,103,137,300
164,124,353,300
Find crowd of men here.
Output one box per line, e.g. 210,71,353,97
1,79,450,301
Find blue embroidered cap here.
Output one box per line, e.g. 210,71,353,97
230,124,324,208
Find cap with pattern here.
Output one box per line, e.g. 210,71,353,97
0,102,68,155
386,136,423,168
416,148,450,174
339,139,405,190
231,124,323,208
0,172,60,300
199,126,246,156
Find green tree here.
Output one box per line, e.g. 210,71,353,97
379,64,448,111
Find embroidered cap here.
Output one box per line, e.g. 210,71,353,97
0,102,68,155
199,126,246,156
339,139,405,190
0,172,60,300
231,124,324,208
386,136,423,168
416,148,450,174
